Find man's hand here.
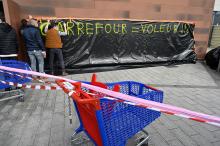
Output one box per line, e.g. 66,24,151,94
63,22,67,34
42,51,46,58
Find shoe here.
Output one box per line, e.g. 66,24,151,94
61,72,68,76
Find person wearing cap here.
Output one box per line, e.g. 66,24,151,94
45,21,68,76
23,19,46,73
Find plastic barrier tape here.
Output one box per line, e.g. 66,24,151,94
0,65,220,127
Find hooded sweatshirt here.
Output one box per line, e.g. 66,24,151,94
0,23,18,55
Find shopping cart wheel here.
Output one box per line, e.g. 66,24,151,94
18,96,24,102
18,89,25,102
139,138,148,146
71,132,90,145
136,130,149,146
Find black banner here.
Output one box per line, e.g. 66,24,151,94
39,19,196,70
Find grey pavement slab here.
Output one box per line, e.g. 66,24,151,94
0,62,220,146
167,140,184,146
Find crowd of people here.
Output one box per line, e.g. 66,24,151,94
0,16,68,76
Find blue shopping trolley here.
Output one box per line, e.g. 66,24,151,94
0,60,31,102
56,74,164,146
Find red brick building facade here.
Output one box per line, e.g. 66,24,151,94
3,0,215,59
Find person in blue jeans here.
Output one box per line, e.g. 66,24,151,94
23,19,46,73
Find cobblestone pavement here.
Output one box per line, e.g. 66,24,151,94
0,62,220,146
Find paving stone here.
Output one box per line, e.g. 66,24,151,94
199,122,220,132
0,120,13,133
153,123,177,141
51,112,64,128
54,102,65,113
18,135,35,146
49,124,65,145
41,109,53,120
181,118,201,126
0,132,8,146
49,140,64,146
1,105,12,113
55,92,65,103
149,132,169,146
144,124,158,134
211,108,220,116
4,136,20,146
213,130,220,140
47,90,57,101
158,114,178,130
64,135,72,146
9,107,20,118
34,142,49,146
32,105,42,115
44,99,55,110
171,128,197,146
25,115,41,128
192,124,220,143
213,141,220,146
167,139,185,146
166,114,182,122
191,134,214,146
16,111,30,123
36,118,52,135
8,123,25,138
33,131,50,146
173,120,198,136
0,114,4,120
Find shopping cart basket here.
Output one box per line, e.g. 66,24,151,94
56,77,163,146
0,60,31,102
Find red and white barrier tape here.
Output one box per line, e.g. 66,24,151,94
0,69,32,80
0,65,220,127
101,96,220,126
57,80,220,127
0,80,61,90
0,70,56,86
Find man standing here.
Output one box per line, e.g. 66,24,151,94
45,21,68,76
0,19,19,91
0,19,18,59
23,19,46,73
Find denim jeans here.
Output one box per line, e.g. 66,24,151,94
49,49,65,72
28,50,44,73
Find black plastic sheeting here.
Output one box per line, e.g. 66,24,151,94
205,46,220,70
39,19,196,72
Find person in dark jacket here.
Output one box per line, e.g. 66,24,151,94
0,20,18,59
23,19,46,73
20,19,28,35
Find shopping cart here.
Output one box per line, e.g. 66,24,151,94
56,75,163,146
0,60,31,102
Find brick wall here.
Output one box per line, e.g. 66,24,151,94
7,0,216,59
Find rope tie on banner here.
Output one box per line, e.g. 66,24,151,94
0,65,220,127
